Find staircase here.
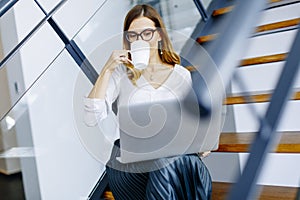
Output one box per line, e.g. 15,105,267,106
99,0,300,199
196,0,300,199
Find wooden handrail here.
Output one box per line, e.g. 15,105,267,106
197,18,300,44
216,132,300,153
212,182,299,200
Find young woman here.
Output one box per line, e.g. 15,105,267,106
84,4,212,200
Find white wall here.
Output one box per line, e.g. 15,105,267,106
25,50,101,200
0,2,25,175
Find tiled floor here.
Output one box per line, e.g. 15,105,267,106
0,172,25,200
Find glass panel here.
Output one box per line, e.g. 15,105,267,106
0,23,64,120
34,0,63,14
73,0,132,55
158,0,202,33
0,0,44,62
52,0,106,39
0,50,106,199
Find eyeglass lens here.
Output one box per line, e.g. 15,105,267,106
126,29,156,42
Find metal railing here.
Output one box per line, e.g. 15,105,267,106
0,0,18,17
193,0,208,22
0,0,66,71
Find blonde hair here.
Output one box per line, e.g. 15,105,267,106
123,4,180,85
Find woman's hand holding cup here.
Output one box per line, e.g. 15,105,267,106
103,40,150,74
103,50,131,73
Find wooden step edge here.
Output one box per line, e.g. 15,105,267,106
270,0,284,2
212,5,234,17
256,18,300,33
212,182,299,200
196,33,218,43
102,182,299,200
212,0,290,17
197,17,299,44
240,53,287,66
186,53,287,72
176,73,300,104
196,34,216,44
102,191,115,200
215,132,300,153
185,66,196,72
268,0,300,10
225,91,300,105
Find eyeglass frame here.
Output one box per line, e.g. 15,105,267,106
125,28,157,43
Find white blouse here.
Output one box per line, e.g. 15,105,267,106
84,64,192,129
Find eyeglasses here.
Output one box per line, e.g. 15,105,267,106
125,28,157,43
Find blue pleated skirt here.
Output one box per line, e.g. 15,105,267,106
106,140,212,200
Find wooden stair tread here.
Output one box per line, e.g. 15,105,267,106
102,191,114,200
196,33,217,43
197,18,300,43
186,66,300,105
270,0,286,2
256,18,300,32
102,182,299,200
212,182,299,200
212,0,295,17
224,90,300,105
240,53,287,66
185,52,288,72
212,6,234,17
216,132,300,153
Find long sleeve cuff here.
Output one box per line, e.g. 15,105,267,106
83,97,108,126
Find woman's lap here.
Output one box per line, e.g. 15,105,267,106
146,154,212,200
106,140,212,200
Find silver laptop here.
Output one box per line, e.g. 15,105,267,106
117,92,224,164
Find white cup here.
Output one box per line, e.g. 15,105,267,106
130,40,150,70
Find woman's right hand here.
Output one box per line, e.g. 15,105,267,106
88,50,131,99
102,50,131,74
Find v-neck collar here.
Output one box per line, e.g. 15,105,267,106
137,65,177,90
